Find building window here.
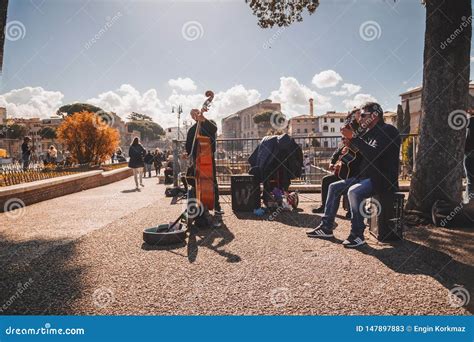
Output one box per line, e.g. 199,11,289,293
324,118,327,123
312,128,316,133
340,118,344,123
331,118,335,123
330,127,335,133
297,128,301,133
304,128,308,133
297,120,300,123
323,126,328,132
324,141,328,148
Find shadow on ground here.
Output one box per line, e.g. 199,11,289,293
0,234,84,314
356,231,474,314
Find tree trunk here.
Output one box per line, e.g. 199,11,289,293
0,0,8,73
406,0,472,216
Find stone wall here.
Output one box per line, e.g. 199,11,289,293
0,168,133,212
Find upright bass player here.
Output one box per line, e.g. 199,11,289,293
185,91,223,229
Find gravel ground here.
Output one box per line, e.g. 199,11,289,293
0,177,471,315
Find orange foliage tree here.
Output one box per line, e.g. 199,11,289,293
57,111,120,165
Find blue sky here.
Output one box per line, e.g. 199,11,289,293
0,0,472,129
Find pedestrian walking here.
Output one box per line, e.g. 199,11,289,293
21,137,32,171
128,137,146,190
144,150,154,178
153,149,163,176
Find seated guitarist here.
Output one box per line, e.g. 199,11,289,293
307,102,401,248
185,109,223,228
313,108,362,218
312,137,359,219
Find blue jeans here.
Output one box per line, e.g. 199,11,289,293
464,152,474,200
322,177,374,236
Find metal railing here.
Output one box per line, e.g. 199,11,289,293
172,134,418,185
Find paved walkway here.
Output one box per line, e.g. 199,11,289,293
0,176,471,315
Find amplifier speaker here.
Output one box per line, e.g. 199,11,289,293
231,175,260,212
369,192,405,242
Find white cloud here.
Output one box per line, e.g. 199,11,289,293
331,83,361,96
87,84,169,125
311,70,342,89
87,83,261,130
471,56,474,63
270,76,332,116
343,93,377,110
168,77,197,92
0,86,64,119
165,85,261,129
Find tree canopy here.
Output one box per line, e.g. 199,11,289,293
57,103,104,117
246,0,319,28
39,127,57,140
126,112,165,141
57,111,119,164
0,124,28,139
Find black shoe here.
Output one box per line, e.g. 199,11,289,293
345,211,351,219
307,225,334,238
214,208,224,215
312,206,325,214
342,234,366,248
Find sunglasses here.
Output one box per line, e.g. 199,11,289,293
360,112,372,117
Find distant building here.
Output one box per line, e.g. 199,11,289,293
383,111,397,127
0,107,6,124
165,126,188,140
288,99,317,137
399,83,474,134
221,99,282,139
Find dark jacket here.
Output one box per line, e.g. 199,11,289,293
128,144,146,168
21,142,31,160
185,119,218,159
350,122,401,194
331,143,362,177
248,134,303,189
144,153,154,164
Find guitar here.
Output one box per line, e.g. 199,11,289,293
334,144,358,180
334,111,360,180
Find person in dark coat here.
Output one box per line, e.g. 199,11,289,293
128,137,146,190
307,102,400,248
21,137,32,171
143,150,154,178
185,110,222,216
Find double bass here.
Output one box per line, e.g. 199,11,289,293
190,90,216,210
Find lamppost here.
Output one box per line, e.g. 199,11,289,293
171,104,183,140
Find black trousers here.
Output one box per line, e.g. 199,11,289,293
321,174,350,212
